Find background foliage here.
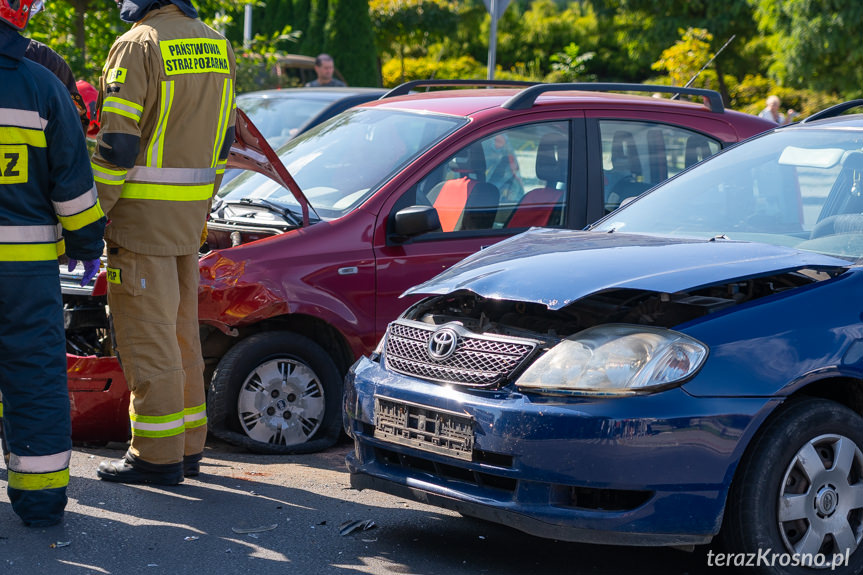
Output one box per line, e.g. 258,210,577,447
24,0,860,118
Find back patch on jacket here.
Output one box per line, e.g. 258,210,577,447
160,39,230,75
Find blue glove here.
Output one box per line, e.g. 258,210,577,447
67,258,101,287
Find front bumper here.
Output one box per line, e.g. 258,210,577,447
344,356,778,546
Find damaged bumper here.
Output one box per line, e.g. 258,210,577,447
344,356,778,546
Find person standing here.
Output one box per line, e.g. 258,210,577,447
758,94,787,125
0,0,106,526
305,53,346,87
91,0,236,485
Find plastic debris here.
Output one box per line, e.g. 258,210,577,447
49,541,71,548
339,519,377,536
230,524,278,534
183,536,199,542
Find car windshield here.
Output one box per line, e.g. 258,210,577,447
593,126,863,263
218,108,466,220
237,93,334,149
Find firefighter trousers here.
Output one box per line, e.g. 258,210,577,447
0,269,71,527
106,243,206,471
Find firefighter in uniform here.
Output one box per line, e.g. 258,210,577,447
92,0,236,485
0,0,106,526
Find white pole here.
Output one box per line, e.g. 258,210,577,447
243,3,253,50
487,0,498,80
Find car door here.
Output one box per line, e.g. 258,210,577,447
373,116,587,338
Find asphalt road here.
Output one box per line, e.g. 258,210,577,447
1,439,718,575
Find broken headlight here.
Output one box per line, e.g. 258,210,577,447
515,324,707,396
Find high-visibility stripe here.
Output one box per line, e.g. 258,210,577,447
147,81,174,168
102,97,143,122
91,163,127,186
0,126,46,147
212,78,233,167
0,241,64,261
0,108,47,130
121,182,213,202
53,186,100,216
0,223,61,243
184,404,207,429
9,450,71,473
57,201,105,231
127,166,217,185
0,400,3,417
8,468,69,491
130,410,185,438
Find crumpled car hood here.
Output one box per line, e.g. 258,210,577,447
404,228,851,309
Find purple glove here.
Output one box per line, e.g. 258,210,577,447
67,258,101,287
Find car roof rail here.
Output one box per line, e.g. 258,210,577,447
501,83,725,113
801,100,863,124
380,79,537,99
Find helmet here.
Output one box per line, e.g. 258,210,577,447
76,80,100,138
0,0,42,30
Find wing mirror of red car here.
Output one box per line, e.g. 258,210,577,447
391,205,442,243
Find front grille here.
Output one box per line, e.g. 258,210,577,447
384,319,538,387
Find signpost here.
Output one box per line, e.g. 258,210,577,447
483,0,512,80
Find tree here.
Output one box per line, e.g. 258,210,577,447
370,0,459,84
325,0,378,86
750,0,863,97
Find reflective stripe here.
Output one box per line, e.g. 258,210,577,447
0,240,64,261
53,185,99,215
121,182,214,202
8,468,69,491
0,126,46,147
0,108,47,130
130,411,185,438
92,163,127,185
57,201,105,231
0,400,3,417
9,450,71,473
0,223,61,243
212,78,233,166
102,97,143,122
147,81,174,168
127,166,217,185
183,404,207,429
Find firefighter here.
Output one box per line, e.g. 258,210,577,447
92,0,236,484
0,0,106,526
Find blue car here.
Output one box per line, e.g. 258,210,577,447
344,105,863,574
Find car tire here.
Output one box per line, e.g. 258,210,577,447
207,331,343,454
722,398,863,574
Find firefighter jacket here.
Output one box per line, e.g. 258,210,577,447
0,25,106,274
91,4,237,256
24,39,90,135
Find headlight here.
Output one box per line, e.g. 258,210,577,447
515,324,707,396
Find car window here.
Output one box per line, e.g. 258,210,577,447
594,127,863,262
237,95,333,149
218,108,465,220
393,121,570,235
600,120,721,213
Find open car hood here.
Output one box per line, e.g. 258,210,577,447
404,228,851,309
227,108,312,226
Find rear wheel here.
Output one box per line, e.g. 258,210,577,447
722,398,863,574
207,331,343,454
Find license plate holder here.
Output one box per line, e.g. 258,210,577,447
374,396,474,461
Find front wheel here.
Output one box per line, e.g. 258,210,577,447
207,331,343,454
722,398,863,574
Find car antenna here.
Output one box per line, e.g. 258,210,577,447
671,35,735,101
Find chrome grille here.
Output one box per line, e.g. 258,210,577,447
384,319,539,387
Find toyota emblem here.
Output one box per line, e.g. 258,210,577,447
428,327,459,361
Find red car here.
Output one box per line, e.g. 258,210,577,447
63,81,775,452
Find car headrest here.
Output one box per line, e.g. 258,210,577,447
611,130,642,176
535,132,567,186
449,144,486,179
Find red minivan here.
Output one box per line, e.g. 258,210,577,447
61,81,775,453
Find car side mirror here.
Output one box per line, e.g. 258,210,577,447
391,205,441,243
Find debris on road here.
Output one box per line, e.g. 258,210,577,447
231,524,278,534
339,519,376,536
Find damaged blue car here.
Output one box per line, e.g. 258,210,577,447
344,106,863,574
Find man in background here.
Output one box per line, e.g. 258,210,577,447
305,53,345,87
